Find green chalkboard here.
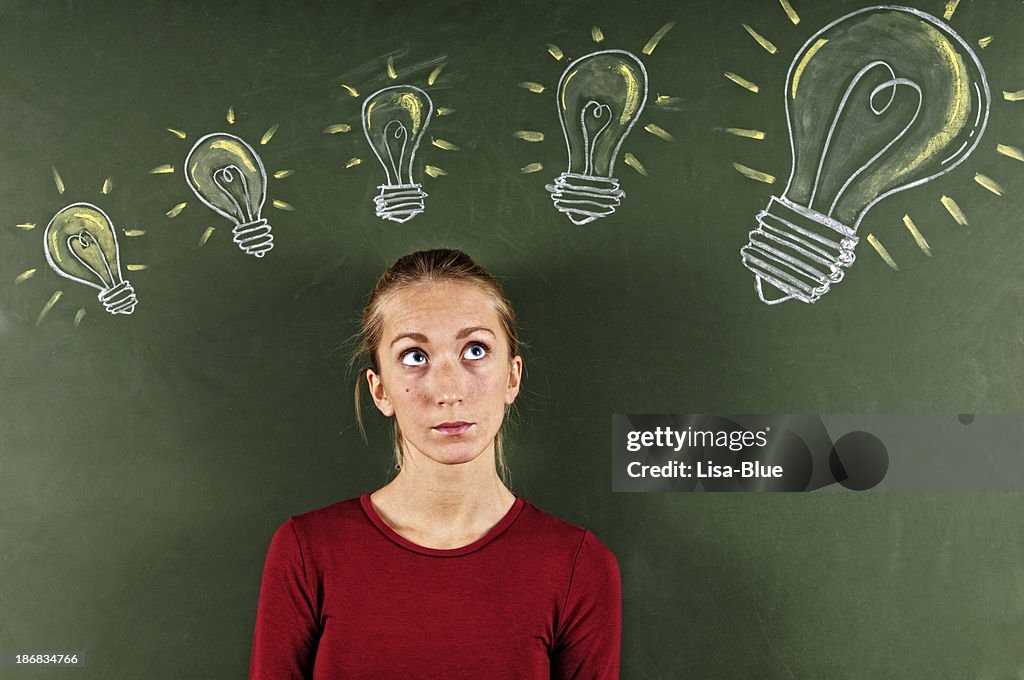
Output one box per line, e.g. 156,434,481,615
2,0,1023,677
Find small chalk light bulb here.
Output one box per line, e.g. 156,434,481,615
362,85,434,223
44,202,138,315
740,6,989,304
547,49,648,225
185,132,273,257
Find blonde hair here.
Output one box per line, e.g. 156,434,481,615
350,249,521,481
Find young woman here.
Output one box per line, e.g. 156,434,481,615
249,249,621,679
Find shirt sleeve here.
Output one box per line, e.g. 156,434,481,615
551,530,623,679
249,518,320,680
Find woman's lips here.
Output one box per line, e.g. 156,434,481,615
433,422,472,435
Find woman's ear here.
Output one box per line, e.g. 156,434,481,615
505,355,523,405
366,369,395,417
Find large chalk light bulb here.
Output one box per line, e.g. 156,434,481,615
547,49,648,225
362,85,434,223
186,132,273,257
44,203,138,315
740,6,989,304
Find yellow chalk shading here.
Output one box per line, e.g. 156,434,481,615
996,144,1024,162
642,21,675,55
14,269,37,284
725,72,759,93
345,158,362,168
272,199,295,211
732,162,775,184
513,131,545,142
149,164,174,174
102,177,113,195
742,24,778,54
520,163,544,174
73,308,86,328
979,36,993,48
643,123,674,142
166,128,186,139
943,0,960,21
1002,90,1024,102
16,223,36,230
166,202,187,218
341,84,359,97
324,123,352,134
591,26,605,43
425,165,447,178
123,229,145,237
199,226,215,247
547,44,564,60
52,166,65,194
624,153,647,176
941,195,968,225
792,38,828,98
436,107,455,116
126,264,148,272
431,138,460,151
386,56,398,80
655,95,683,106
260,124,279,145
274,169,294,179
902,214,932,257
717,127,766,140
227,106,235,124
867,234,899,270
36,291,62,326
974,173,1004,196
427,64,444,86
518,81,545,93
779,0,800,25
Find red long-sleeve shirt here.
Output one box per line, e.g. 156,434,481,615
249,494,621,679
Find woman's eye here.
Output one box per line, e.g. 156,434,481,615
463,343,488,360
400,350,427,366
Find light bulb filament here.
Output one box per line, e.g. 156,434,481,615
383,120,410,185
68,231,117,289
581,101,613,176
213,165,255,223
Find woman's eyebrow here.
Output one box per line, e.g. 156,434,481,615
456,326,496,339
390,332,428,347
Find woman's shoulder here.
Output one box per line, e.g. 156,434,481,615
279,495,368,539
514,499,618,563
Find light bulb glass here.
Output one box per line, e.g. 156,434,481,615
44,202,138,315
547,49,648,225
185,132,273,257
361,85,434,223
741,6,989,304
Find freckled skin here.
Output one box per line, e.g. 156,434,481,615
366,281,522,468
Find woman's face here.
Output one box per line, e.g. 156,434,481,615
366,281,522,469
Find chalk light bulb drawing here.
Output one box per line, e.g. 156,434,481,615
740,6,989,304
547,49,648,225
185,132,273,257
44,203,138,315
362,85,434,223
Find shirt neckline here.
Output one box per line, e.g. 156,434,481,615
359,492,525,557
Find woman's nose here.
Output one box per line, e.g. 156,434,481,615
433,358,463,405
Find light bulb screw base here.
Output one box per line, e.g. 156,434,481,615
374,184,427,223
546,173,624,225
233,218,273,258
740,196,858,305
99,280,138,315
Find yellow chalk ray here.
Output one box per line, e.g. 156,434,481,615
521,163,544,174
73,308,86,328
655,95,683,107
14,269,37,284
792,38,828,98
436,107,455,116
513,131,545,142
101,177,113,195
432,138,460,151
260,124,279,145
643,123,674,142
149,164,175,174
36,291,62,326
979,36,993,48
272,199,295,211
126,264,148,272
345,158,362,168
324,123,352,134
725,72,759,93
742,24,778,54
591,26,605,43
518,81,545,93
867,234,899,270
227,106,236,124
1003,90,1024,102
123,229,145,237
427,64,444,86
974,173,1004,196
341,84,360,97
425,165,448,178
943,0,960,21
624,153,647,176
547,44,564,60
199,226,215,247
902,214,932,257
387,56,398,80
717,127,766,140
166,128,187,139
274,169,295,179
732,162,776,184
642,21,675,55
52,166,65,195
166,202,187,218
996,144,1024,162
940,195,968,225
779,0,800,25
16,223,36,230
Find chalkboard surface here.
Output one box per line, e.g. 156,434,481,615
2,0,1023,677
